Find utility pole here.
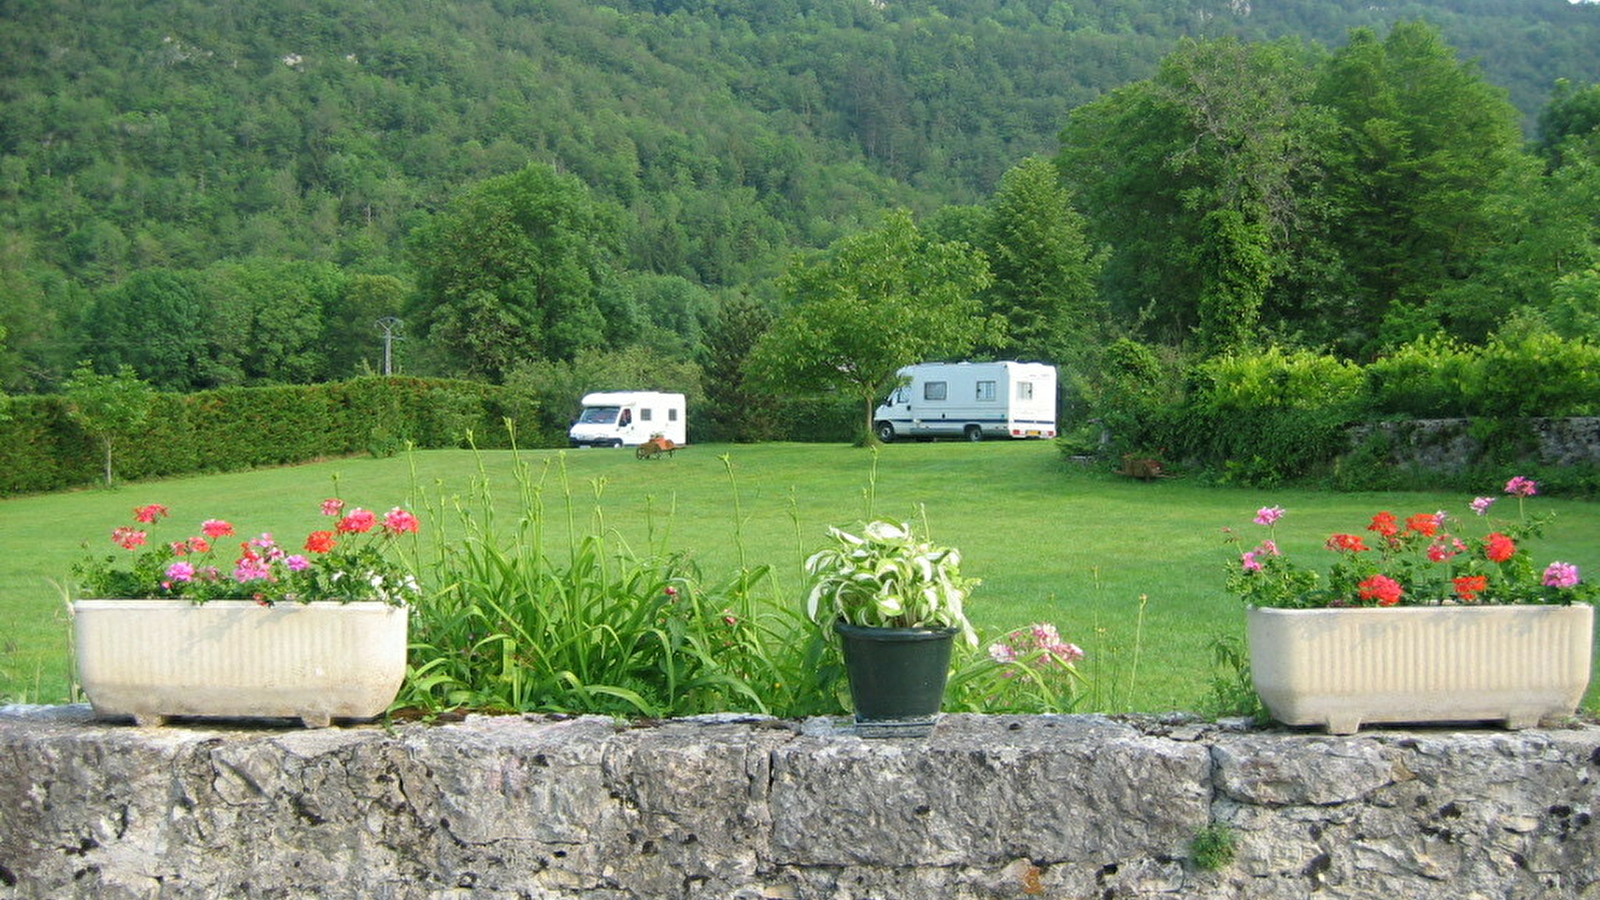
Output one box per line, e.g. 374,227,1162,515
376,317,404,375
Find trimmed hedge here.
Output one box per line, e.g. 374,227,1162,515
0,377,515,496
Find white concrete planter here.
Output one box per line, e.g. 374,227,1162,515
1248,604,1593,734
74,599,408,727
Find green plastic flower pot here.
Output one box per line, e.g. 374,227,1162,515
834,620,956,737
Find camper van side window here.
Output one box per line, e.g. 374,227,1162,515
641,408,653,422
976,381,996,401
668,409,678,421
1016,382,1035,401
924,381,948,401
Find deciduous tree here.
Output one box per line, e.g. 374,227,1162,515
409,163,617,380
63,362,154,487
748,210,998,443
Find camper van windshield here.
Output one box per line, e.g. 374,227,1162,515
577,406,621,424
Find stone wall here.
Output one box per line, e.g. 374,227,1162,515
1351,416,1600,471
1,706,1596,900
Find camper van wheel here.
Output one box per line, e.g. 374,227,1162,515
964,425,984,442
611,439,624,448
875,422,896,444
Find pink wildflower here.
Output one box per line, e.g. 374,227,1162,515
988,642,1017,664
320,498,345,516
165,561,195,582
285,555,310,572
1470,496,1495,516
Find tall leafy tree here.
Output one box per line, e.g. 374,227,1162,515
700,292,779,443
1058,37,1334,353
1313,22,1528,350
409,163,617,381
1537,79,1600,169
79,269,209,392
979,156,1106,364
198,259,344,386
748,210,997,443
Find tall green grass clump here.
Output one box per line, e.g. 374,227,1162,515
398,448,845,718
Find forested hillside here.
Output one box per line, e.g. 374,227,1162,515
2,0,1598,395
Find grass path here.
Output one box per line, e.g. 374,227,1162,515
5,441,1596,714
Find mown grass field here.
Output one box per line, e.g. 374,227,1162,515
4,440,1597,714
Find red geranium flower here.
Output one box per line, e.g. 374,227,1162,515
1452,575,1489,601
1358,574,1403,606
1325,533,1368,553
133,504,169,524
1367,511,1399,539
111,526,147,550
1485,532,1515,563
304,530,337,554
1405,513,1439,537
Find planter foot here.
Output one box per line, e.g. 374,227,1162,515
1504,710,1542,730
1324,716,1361,735
133,713,169,727
299,713,332,729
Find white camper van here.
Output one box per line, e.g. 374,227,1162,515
568,391,687,448
872,361,1057,443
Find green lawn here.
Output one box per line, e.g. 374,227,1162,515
4,440,1597,714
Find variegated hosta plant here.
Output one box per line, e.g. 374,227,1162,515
804,520,978,646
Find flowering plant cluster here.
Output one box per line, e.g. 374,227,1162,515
76,499,422,606
805,519,978,645
988,622,1084,668
1226,477,1593,608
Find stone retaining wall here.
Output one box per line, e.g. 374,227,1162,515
1,706,1596,900
1351,416,1600,470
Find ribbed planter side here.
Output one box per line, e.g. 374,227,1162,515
74,599,408,727
1248,604,1594,734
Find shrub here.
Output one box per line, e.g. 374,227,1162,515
1464,330,1600,418
1366,335,1475,417
1073,337,1179,459
1170,347,1366,486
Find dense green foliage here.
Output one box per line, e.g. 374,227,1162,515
1091,335,1600,488
4,0,1600,394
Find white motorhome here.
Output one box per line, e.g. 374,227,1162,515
872,361,1057,443
568,391,687,448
